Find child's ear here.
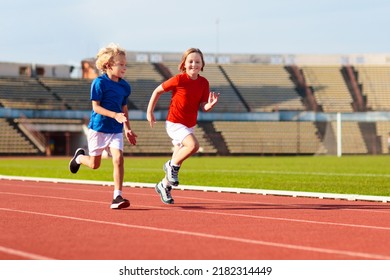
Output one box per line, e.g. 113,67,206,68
104,63,111,70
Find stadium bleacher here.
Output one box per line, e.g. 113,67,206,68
123,63,168,111
0,118,39,154
0,77,62,110
38,77,92,111
354,65,390,111
300,65,354,113
213,121,322,154
0,58,389,156
221,64,305,112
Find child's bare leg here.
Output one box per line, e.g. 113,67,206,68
110,148,124,192
108,148,129,209
79,154,102,170
163,134,199,186
171,134,199,166
70,148,101,174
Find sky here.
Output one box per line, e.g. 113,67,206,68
1,0,390,66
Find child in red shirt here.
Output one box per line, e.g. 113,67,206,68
147,48,220,204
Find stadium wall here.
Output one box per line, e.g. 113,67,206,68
123,51,390,65
0,62,73,78
2,108,390,156
2,108,390,123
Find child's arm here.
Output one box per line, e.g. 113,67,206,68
146,84,165,128
92,100,127,123
122,105,137,145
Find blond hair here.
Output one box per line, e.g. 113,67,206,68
95,43,126,73
178,48,205,72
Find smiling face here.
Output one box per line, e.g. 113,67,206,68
184,52,203,79
107,54,127,81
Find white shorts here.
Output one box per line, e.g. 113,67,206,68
87,129,123,156
166,121,195,146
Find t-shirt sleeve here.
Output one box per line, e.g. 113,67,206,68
90,78,103,101
162,75,179,91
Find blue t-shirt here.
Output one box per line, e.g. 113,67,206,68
88,74,131,134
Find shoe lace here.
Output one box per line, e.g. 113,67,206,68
165,186,173,199
171,166,180,178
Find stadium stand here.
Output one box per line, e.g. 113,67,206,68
202,64,248,113
1,55,390,156
38,77,92,111
221,64,305,112
213,121,322,154
0,77,62,110
375,121,390,154
331,121,368,154
123,63,169,111
0,118,39,154
354,65,390,111
300,65,354,113
123,120,217,155
123,120,171,154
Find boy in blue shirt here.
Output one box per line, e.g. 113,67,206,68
69,43,137,209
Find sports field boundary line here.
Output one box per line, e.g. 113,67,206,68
1,174,389,203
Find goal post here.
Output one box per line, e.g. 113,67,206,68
337,112,342,157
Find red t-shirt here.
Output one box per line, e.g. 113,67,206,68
162,73,210,127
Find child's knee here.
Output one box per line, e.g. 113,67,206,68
193,142,200,152
112,156,124,167
187,141,199,153
89,162,100,169
88,157,101,169
182,134,199,153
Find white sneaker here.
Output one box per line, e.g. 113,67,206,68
163,160,180,186
155,181,174,204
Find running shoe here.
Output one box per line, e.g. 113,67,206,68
163,160,180,186
110,195,130,209
155,181,174,204
69,148,85,174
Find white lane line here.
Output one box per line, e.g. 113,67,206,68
1,207,389,260
1,175,389,203
1,191,390,231
0,245,54,260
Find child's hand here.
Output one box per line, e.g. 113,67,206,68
208,91,220,107
115,113,127,123
125,129,137,145
147,112,156,128
202,92,220,112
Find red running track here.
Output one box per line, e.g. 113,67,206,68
1,178,390,260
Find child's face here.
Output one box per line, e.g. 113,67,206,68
109,54,127,80
184,52,203,78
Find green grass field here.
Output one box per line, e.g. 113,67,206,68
1,155,390,197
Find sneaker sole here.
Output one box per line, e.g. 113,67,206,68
110,200,130,209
